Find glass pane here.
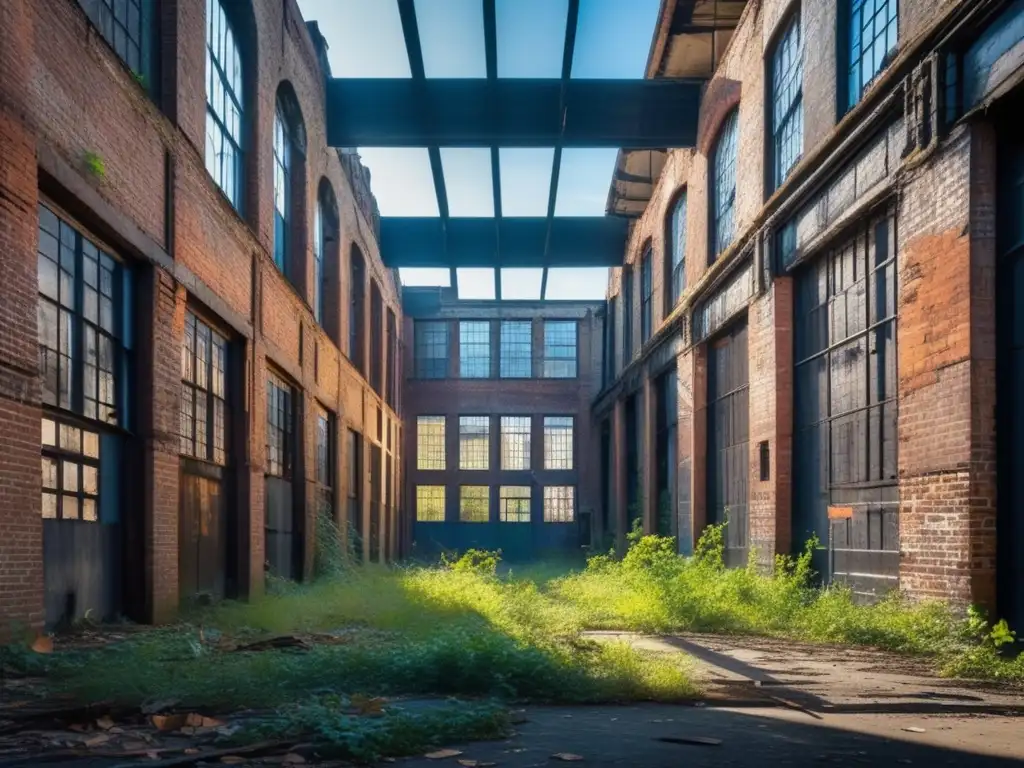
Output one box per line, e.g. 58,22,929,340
42,492,58,519
82,465,99,495
63,495,80,520
42,418,56,446
60,424,82,453
83,431,100,459
41,457,58,489
62,461,80,492
82,498,98,522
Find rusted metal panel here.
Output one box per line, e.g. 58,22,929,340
179,462,227,604
265,476,295,579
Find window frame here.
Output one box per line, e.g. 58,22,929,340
315,405,335,520
543,486,575,523
499,320,533,378
265,372,295,479
710,109,740,261
667,191,687,310
273,102,292,277
640,245,653,345
499,486,532,523
313,197,325,325
459,320,491,379
843,0,899,112
41,416,102,523
542,320,578,379
500,415,532,471
459,415,491,470
769,11,804,190
180,311,229,466
416,415,447,471
414,320,449,379
459,485,491,523
416,485,446,522
205,0,244,211
543,416,575,470
622,266,634,362
78,0,153,89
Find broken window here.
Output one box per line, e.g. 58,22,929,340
459,416,490,470
500,486,531,523
543,416,574,470
543,486,575,523
416,486,446,522
500,416,531,470
417,416,446,470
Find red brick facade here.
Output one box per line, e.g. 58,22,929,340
0,0,401,633
596,0,1019,616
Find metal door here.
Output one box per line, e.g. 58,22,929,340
793,213,898,598
179,461,227,603
706,322,749,567
997,114,1024,629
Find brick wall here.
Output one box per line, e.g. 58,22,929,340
0,0,403,629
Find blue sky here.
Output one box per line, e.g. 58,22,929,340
296,0,661,300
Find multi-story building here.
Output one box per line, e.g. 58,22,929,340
403,289,604,561
0,0,403,631
597,0,1024,628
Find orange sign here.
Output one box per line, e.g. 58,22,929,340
827,506,853,520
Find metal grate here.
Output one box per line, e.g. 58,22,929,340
500,321,532,378
416,486,446,522
459,485,490,522
416,415,446,470
772,13,803,187
460,321,491,378
500,416,531,470
712,110,739,257
459,416,490,470
543,321,577,378
500,486,531,523
543,486,575,523
543,416,574,470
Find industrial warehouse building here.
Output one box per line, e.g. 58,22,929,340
2,0,1024,634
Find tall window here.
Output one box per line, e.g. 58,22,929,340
623,267,634,361
712,110,739,259
500,416,531,470
79,0,148,77
500,321,532,378
273,104,292,276
543,486,575,523
386,309,397,408
669,193,687,306
41,418,101,522
416,486,445,522
459,486,490,522
180,312,228,465
500,486,531,523
847,0,898,110
347,429,362,545
459,416,490,470
544,416,574,470
350,247,365,372
460,321,491,378
543,321,577,378
415,321,449,378
38,205,128,425
315,406,334,519
640,247,653,345
771,14,803,188
417,416,446,470
313,198,325,324
205,0,243,210
265,373,293,478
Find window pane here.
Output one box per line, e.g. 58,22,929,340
499,485,531,523
459,416,490,470
500,321,532,378
79,0,145,76
544,416,574,470
848,0,897,108
416,485,446,522
206,0,244,209
266,373,293,477
417,415,446,470
459,485,490,522
543,486,575,522
460,321,491,378
543,321,577,378
772,14,803,187
415,321,449,378
500,416,531,470
640,249,653,344
42,492,58,519
671,194,687,302
713,111,739,256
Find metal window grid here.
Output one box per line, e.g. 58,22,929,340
273,104,292,274
417,415,446,470
416,485,446,522
79,0,143,74
205,0,244,209
500,416,531,470
543,486,575,523
772,14,804,187
500,486,531,523
266,373,293,478
180,312,228,465
543,321,577,378
671,194,687,303
415,320,449,378
38,205,124,426
848,0,898,109
713,110,739,256
640,248,653,344
544,416,574,470
41,417,101,522
459,416,490,470
500,321,532,378
460,321,491,378
459,485,490,522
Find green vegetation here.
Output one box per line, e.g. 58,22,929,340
82,150,105,179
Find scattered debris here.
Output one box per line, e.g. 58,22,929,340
457,760,496,767
901,727,926,734
30,637,53,655
656,736,722,747
425,748,464,759
552,752,585,761
142,698,181,715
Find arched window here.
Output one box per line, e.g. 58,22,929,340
668,192,687,308
273,86,306,283
711,110,739,260
205,0,244,210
